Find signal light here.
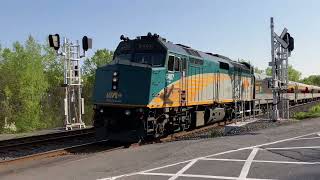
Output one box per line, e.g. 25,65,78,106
82,36,92,51
288,36,294,52
282,32,294,52
48,34,60,51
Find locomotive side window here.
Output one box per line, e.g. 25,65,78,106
219,62,229,70
168,55,175,71
182,58,187,71
174,57,180,71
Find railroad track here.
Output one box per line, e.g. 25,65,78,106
0,128,95,149
0,128,97,163
0,140,125,166
1,100,319,165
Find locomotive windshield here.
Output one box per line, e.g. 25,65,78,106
132,53,165,66
114,40,166,67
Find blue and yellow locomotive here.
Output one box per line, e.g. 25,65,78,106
93,33,255,141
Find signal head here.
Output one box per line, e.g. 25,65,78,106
82,36,92,51
48,34,60,51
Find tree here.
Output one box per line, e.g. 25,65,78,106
254,67,264,74
265,65,302,82
0,37,115,133
0,36,49,132
40,44,65,128
81,49,113,124
301,75,320,86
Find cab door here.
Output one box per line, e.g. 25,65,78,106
165,55,182,106
179,58,187,106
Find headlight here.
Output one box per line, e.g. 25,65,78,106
124,110,131,116
112,85,117,90
112,77,118,82
113,72,118,76
136,108,144,112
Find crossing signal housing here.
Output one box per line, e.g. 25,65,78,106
82,36,92,51
282,32,294,52
48,34,60,51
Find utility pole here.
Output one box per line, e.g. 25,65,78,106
48,34,92,130
269,17,294,121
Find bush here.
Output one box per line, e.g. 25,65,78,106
294,105,320,120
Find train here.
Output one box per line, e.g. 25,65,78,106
255,73,320,106
92,33,320,142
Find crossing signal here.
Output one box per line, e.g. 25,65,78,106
82,36,92,51
282,32,294,52
288,36,294,52
48,34,60,51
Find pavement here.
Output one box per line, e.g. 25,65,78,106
1,118,320,180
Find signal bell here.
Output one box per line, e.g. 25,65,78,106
82,36,92,51
48,34,60,51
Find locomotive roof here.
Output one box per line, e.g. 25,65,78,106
159,38,250,70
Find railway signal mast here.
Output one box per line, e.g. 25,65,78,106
269,17,294,121
48,34,92,130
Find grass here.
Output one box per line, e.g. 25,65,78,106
294,104,320,120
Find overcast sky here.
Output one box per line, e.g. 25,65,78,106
0,0,319,77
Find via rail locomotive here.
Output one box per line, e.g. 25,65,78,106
92,33,320,142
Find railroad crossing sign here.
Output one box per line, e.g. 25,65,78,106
269,17,295,121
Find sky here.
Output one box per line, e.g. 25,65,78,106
0,0,319,77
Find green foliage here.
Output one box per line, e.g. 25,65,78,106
0,36,49,132
0,37,115,133
300,75,320,86
266,65,301,82
254,67,264,74
294,104,320,120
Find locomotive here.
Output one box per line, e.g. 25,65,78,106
92,33,320,142
93,33,254,141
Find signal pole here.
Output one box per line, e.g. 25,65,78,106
269,17,294,121
49,34,92,130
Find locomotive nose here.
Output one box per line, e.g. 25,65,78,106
93,64,152,106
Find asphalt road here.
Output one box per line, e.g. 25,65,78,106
1,118,320,180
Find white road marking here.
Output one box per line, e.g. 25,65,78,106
253,160,320,165
203,158,246,162
203,158,320,165
96,160,193,180
250,132,318,148
264,146,320,150
96,131,318,180
293,136,320,140
140,172,277,180
239,148,259,179
168,158,199,180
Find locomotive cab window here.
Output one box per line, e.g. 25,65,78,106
168,55,175,71
182,58,187,71
168,55,182,72
174,57,180,71
219,62,229,70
